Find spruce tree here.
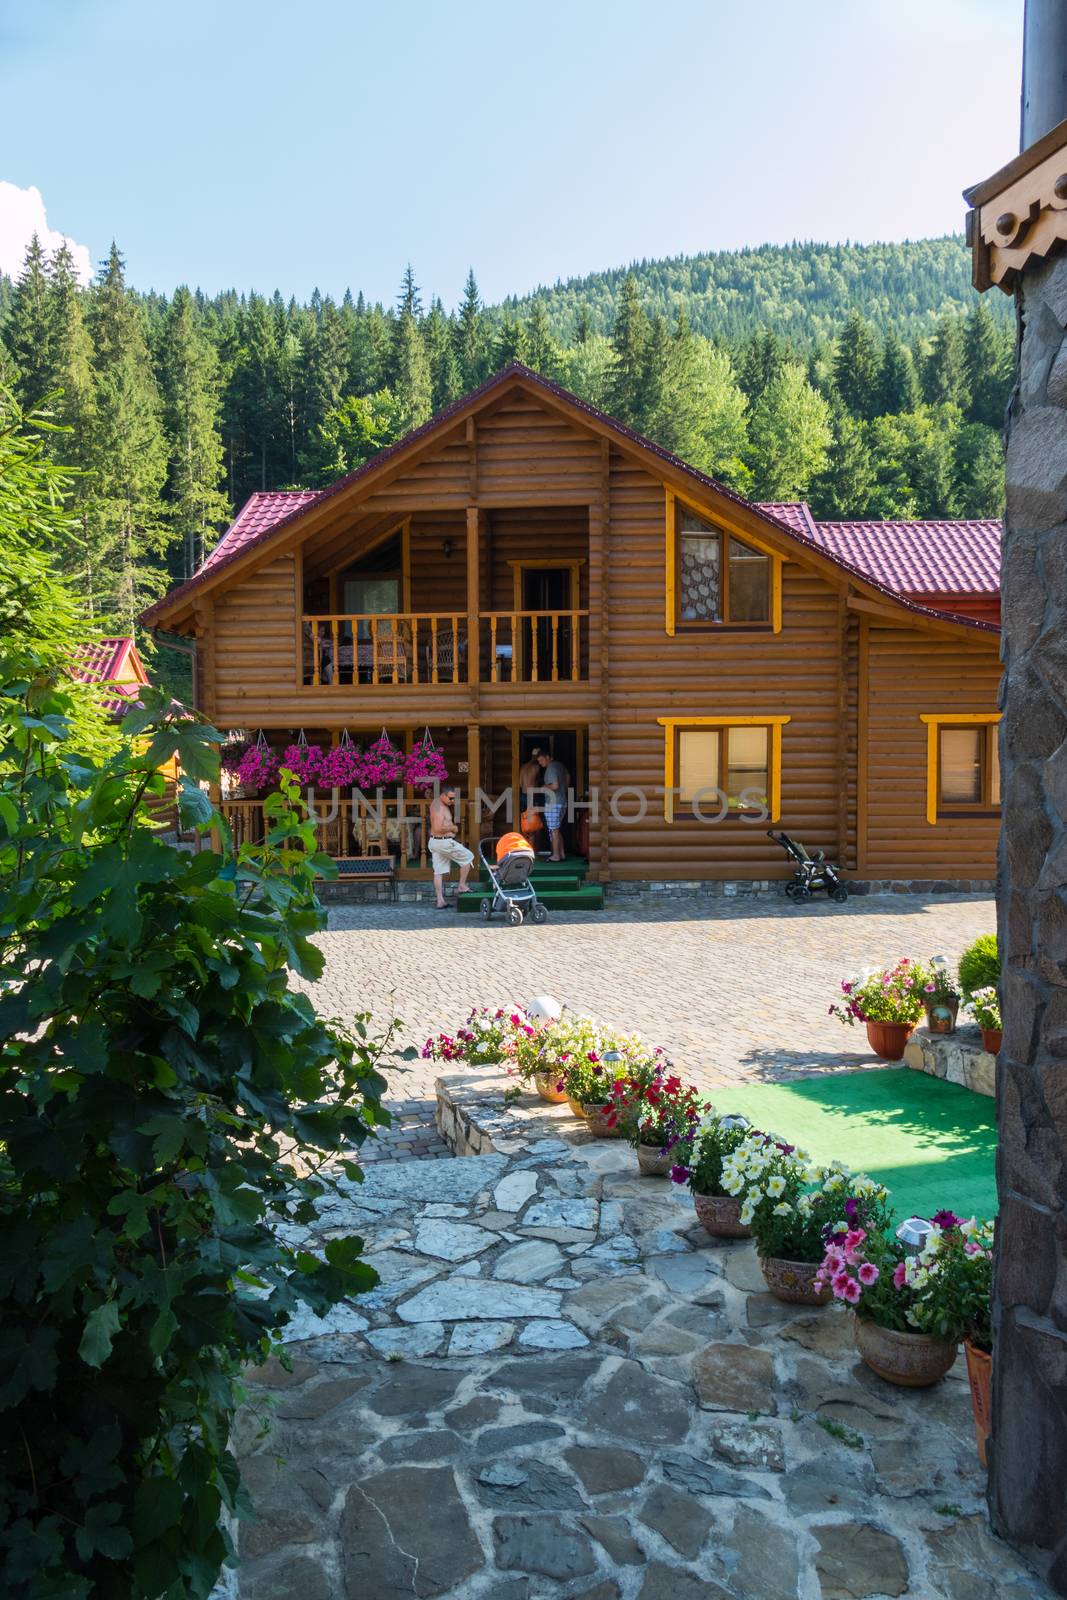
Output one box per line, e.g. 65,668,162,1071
391,270,432,433
455,269,487,390
964,302,1010,429
876,331,921,415
160,286,229,580
492,314,528,369
954,421,1005,516
297,297,348,470
8,234,55,411
832,311,881,419
424,299,461,410
737,329,785,405
524,302,559,380
807,405,875,518
608,274,651,428
574,305,593,346
924,316,970,410
84,243,170,627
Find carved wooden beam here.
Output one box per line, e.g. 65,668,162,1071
964,114,1067,292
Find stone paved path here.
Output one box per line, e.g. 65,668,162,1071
234,1077,1053,1600
296,893,996,1112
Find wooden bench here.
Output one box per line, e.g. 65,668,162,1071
324,855,398,902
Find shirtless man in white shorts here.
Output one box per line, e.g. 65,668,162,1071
428,785,474,909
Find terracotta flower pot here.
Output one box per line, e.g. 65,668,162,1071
534,1074,568,1104
853,1317,957,1387
924,998,959,1035
583,1102,622,1138
693,1192,752,1239
865,1019,916,1061
637,1143,673,1176
760,1255,831,1305
980,1027,1003,1055
964,1338,992,1466
566,1096,588,1119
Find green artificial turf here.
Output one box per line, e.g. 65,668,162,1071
712,1068,997,1222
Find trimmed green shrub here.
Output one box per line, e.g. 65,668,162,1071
958,933,1000,1002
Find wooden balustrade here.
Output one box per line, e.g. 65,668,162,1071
300,610,589,687
302,614,465,687
481,610,588,683
220,795,473,875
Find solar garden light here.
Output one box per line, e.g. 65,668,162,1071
718,1114,750,1131
602,1048,623,1066
896,1216,934,1254
527,995,562,1022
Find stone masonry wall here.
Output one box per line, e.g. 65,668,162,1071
995,250,1067,1590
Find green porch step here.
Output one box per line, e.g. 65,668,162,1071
456,882,604,913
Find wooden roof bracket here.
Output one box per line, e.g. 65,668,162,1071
965,114,1067,292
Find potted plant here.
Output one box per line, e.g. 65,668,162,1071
724,1140,893,1304
422,1005,532,1070
829,959,926,1060
562,1046,631,1134
671,1112,761,1236
816,1210,991,1392
970,987,1002,1055
615,1072,703,1176
918,956,960,1035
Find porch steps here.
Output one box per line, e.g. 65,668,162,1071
455,882,604,914
457,854,603,913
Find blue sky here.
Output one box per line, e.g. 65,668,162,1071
0,0,1023,306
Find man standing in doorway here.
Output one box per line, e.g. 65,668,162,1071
537,748,569,863
518,745,543,840
428,784,474,908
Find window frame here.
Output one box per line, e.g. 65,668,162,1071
919,713,1002,824
657,715,791,822
665,491,783,636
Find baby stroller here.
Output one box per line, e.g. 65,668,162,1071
767,829,849,904
478,837,549,926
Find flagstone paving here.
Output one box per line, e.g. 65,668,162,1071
233,1079,1054,1600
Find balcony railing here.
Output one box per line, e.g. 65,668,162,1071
302,614,466,686
481,610,588,683
301,609,590,687
221,795,473,875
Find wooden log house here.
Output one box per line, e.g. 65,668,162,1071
140,364,1003,892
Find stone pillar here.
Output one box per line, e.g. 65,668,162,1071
993,250,1067,1592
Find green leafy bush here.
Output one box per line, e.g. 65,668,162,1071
0,672,390,1598
958,934,999,1001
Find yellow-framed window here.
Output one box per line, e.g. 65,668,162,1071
658,716,790,821
919,713,1001,823
664,492,783,636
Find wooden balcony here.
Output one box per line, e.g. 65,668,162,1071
302,610,590,688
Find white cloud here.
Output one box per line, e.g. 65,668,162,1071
0,182,92,285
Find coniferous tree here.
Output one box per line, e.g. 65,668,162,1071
559,333,616,410
84,243,170,627
608,274,651,428
47,245,96,447
525,302,560,380
876,331,921,415
807,405,875,518
964,301,1010,430
297,297,348,470
748,362,832,500
924,316,970,410
424,299,461,410
8,234,55,410
737,329,785,405
227,295,285,498
832,311,881,419
954,422,1004,517
455,269,487,390
391,270,432,433
574,305,593,345
492,313,528,369
160,286,229,580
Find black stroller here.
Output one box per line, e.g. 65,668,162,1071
478,838,549,926
768,829,849,904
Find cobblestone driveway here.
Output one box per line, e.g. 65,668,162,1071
296,893,996,1111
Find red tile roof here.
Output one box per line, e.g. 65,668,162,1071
71,637,139,684
200,491,320,574
139,365,1000,636
805,515,1001,597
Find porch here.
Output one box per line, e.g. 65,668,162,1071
218,722,594,888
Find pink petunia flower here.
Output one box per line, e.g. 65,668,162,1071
857,1262,879,1285
892,1261,907,1290
841,1277,862,1304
